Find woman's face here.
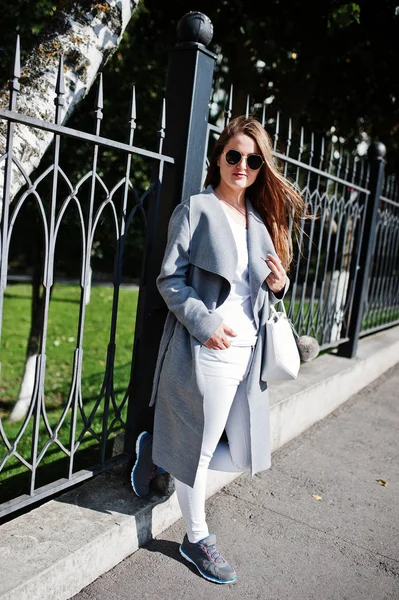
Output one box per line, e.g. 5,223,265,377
217,134,262,193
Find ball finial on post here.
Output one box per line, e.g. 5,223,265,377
367,141,387,161
176,12,213,47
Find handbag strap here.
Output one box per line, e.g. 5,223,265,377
270,300,299,339
270,299,288,317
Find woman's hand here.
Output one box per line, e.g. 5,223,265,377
204,323,237,350
265,253,287,294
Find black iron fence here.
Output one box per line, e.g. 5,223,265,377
0,42,173,517
360,174,399,336
1,13,398,518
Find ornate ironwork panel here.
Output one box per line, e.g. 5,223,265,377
360,175,399,335
0,46,173,517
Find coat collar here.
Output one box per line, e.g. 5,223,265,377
189,185,277,320
189,185,238,283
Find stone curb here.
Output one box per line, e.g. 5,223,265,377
1,326,399,600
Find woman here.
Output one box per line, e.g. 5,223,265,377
131,116,305,584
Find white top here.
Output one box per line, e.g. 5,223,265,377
215,204,258,347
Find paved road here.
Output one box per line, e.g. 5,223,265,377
73,365,399,600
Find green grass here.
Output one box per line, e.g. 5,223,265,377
362,307,399,332
0,283,138,494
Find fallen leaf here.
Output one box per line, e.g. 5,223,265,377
377,478,388,487
312,494,322,501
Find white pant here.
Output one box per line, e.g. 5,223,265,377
175,345,253,543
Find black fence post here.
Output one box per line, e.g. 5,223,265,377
337,142,386,358
124,13,216,454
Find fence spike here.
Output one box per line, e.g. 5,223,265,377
54,54,65,123
273,111,280,151
9,36,21,101
261,101,266,127
335,141,343,180
309,131,314,166
224,84,233,126
161,96,166,132
12,35,21,80
96,73,103,111
55,54,65,99
319,136,325,171
286,117,292,156
344,152,350,182
130,85,137,123
299,126,304,157
158,97,166,146
328,135,335,175
127,85,137,146
245,94,250,118
94,73,103,130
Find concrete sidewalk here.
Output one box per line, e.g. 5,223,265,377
1,327,399,600
73,364,399,600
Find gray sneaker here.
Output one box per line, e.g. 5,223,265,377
179,534,237,584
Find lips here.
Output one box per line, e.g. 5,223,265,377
233,172,247,178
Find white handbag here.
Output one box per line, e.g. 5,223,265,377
262,300,300,381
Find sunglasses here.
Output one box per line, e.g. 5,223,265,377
223,149,264,171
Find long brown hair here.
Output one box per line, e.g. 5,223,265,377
204,116,306,271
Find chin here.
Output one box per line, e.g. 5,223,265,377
231,178,248,188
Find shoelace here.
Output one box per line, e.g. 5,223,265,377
147,464,157,482
201,543,225,564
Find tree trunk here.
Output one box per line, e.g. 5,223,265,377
0,0,139,199
2,0,139,421
8,252,44,422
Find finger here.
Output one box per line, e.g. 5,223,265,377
269,271,284,283
267,253,281,265
267,273,284,289
267,271,279,284
218,334,231,348
266,260,280,277
266,254,280,268
268,268,285,284
267,254,285,275
222,324,237,337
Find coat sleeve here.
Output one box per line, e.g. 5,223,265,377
156,202,223,345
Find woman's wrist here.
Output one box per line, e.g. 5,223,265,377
272,286,285,299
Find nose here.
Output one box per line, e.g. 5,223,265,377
237,155,248,169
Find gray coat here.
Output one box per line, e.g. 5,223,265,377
150,185,287,487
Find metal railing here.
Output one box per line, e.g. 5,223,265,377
360,175,399,336
0,44,173,517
